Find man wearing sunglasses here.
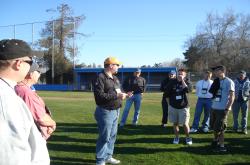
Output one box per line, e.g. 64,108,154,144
15,61,56,140
0,39,50,165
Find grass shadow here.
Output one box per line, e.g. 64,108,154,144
51,156,95,165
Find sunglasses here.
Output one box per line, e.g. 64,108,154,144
17,60,33,66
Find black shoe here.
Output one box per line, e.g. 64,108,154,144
219,146,227,152
211,141,219,149
212,145,227,153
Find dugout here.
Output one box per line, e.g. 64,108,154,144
74,67,177,91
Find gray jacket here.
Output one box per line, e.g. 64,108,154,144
234,77,250,101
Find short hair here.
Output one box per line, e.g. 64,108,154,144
205,70,212,75
104,64,110,68
0,60,11,69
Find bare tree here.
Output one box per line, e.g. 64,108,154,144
39,4,85,83
183,10,250,72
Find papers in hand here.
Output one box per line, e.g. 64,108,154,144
115,88,122,94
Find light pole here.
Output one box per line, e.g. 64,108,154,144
52,20,55,84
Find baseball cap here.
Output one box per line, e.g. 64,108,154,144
135,68,141,72
169,70,176,75
0,39,33,60
28,61,45,74
211,65,226,71
239,70,246,76
104,57,122,65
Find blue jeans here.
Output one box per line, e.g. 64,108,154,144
120,94,142,125
94,106,120,164
232,100,249,130
191,98,212,130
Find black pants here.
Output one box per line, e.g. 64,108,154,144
161,97,168,124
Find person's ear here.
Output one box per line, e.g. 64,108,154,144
11,60,22,71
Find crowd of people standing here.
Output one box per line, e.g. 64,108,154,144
0,39,249,165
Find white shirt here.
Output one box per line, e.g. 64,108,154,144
0,78,50,165
196,79,213,98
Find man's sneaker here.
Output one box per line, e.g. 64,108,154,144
132,123,137,126
161,124,167,127
213,145,227,152
105,157,120,164
202,128,209,133
190,128,198,133
219,146,227,152
173,137,179,144
242,129,248,135
185,137,192,145
211,140,219,149
96,162,105,165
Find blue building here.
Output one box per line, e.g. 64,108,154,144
74,67,177,91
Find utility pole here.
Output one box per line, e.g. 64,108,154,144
13,24,16,39
73,18,76,69
52,21,55,84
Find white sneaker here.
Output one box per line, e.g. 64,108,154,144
186,137,192,145
190,128,198,133
202,128,209,133
173,137,179,144
105,157,121,164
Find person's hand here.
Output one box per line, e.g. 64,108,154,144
177,75,184,81
117,93,127,100
47,124,56,134
47,127,54,134
127,91,133,98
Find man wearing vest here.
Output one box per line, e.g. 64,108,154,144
232,70,250,134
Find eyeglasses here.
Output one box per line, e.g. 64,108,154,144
112,64,120,67
36,70,41,74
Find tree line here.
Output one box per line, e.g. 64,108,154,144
183,10,250,72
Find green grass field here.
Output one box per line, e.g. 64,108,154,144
39,91,250,165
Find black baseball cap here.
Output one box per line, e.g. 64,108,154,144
0,39,33,60
211,65,226,71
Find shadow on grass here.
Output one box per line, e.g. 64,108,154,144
48,122,97,165
115,136,250,156
48,122,250,164
118,124,171,135
50,156,95,165
55,123,97,134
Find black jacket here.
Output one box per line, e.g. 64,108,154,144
160,77,170,98
165,78,192,109
93,71,122,110
122,76,146,94
209,78,220,98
